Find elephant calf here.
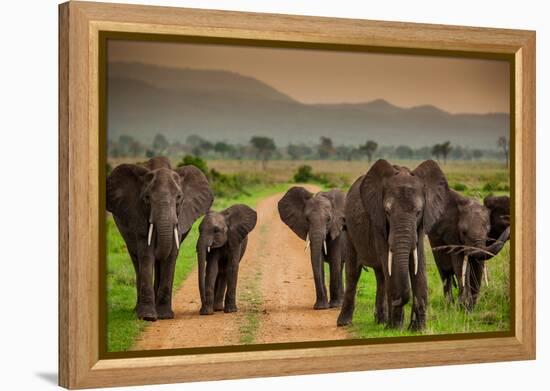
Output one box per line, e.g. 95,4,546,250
278,187,346,309
429,193,510,310
197,204,257,315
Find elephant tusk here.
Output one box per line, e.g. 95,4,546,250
323,240,327,256
483,262,489,287
304,233,310,252
174,227,179,250
387,250,393,277
462,256,468,288
413,248,418,275
207,246,211,253
147,223,154,246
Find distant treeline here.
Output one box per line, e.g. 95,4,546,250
108,133,509,163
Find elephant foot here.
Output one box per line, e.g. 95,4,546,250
313,300,329,310
137,306,157,322
199,305,214,315
329,299,343,308
214,302,225,311
156,307,174,319
374,312,388,324
224,304,238,313
336,312,352,327
408,311,425,331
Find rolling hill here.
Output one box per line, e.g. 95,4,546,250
107,62,509,148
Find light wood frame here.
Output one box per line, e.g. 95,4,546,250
59,1,536,389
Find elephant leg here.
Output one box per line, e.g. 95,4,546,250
452,254,472,311
409,245,427,331
200,255,219,315
155,254,177,319
434,251,454,304
128,251,140,312
374,268,387,324
224,254,240,313
311,253,329,310
136,247,157,321
443,275,454,304
153,259,160,300
337,243,361,326
468,260,484,309
328,241,343,308
214,262,227,311
328,258,343,307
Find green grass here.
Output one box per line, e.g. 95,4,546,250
106,183,291,352
347,240,510,338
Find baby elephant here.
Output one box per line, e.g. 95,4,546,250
196,204,257,315
278,187,346,309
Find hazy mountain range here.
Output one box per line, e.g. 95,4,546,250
107,62,509,148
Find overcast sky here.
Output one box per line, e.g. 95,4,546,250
108,40,509,114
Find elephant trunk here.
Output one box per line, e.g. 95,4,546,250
197,236,210,304
388,217,417,289
469,226,510,261
152,199,176,261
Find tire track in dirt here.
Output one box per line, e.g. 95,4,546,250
132,184,349,350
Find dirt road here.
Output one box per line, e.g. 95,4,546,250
132,185,349,350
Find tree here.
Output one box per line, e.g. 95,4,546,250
472,149,483,160
359,140,378,163
250,136,276,170
287,144,312,160
153,133,169,154
214,141,234,157
440,141,452,164
318,137,335,159
431,144,442,161
498,136,509,168
395,145,413,159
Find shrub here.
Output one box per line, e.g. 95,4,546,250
177,154,208,176
294,165,315,183
452,183,467,191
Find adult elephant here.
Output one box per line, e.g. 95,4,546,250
278,187,346,309
337,160,449,330
107,156,213,321
429,193,510,310
196,205,257,315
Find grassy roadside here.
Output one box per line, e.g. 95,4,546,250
106,182,291,352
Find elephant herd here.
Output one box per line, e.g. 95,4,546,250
107,156,510,332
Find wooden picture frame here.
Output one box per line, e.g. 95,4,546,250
59,1,536,388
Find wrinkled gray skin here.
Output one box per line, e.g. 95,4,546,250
337,160,449,330
429,192,510,310
197,205,257,315
278,188,346,309
107,157,213,321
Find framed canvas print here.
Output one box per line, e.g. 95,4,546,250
58,1,536,389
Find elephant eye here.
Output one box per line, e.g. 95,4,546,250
176,193,183,203
143,194,150,204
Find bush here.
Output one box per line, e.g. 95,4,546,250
293,165,349,189
452,183,467,191
483,181,509,192
177,154,208,176
294,165,315,182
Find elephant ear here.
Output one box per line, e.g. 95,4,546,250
278,186,313,240
413,160,450,233
223,204,257,244
484,195,511,238
106,164,149,227
359,159,397,236
323,189,346,240
175,166,214,234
